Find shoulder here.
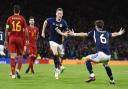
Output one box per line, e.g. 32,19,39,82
19,15,26,21
62,19,67,23
101,29,110,34
34,26,39,30
88,28,95,33
105,30,110,33
47,17,55,21
46,17,55,24
7,15,13,21
87,28,95,36
19,15,25,18
106,31,112,37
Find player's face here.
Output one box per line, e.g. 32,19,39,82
56,11,63,20
29,19,35,25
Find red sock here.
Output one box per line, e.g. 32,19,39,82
10,58,16,75
32,57,36,63
17,56,23,71
29,57,33,71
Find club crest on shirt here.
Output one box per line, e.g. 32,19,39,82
59,24,62,27
53,22,63,28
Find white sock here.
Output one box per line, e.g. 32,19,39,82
90,73,95,77
16,69,19,73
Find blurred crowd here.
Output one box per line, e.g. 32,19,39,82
37,34,128,60
0,0,128,60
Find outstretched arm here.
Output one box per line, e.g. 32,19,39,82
112,27,125,37
55,28,89,37
73,32,88,37
68,29,88,37
41,19,48,38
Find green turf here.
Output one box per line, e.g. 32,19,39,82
0,64,128,89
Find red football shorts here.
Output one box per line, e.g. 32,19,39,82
28,45,37,57
8,36,24,54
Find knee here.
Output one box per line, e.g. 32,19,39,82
10,53,17,59
85,59,91,64
54,53,58,56
52,51,58,56
83,56,90,61
103,63,109,67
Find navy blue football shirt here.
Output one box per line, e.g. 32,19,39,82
88,28,112,55
47,17,68,44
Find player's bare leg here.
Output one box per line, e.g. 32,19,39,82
10,53,17,79
15,52,23,79
9,62,16,76
25,54,32,74
58,46,65,74
83,56,96,83
103,63,115,84
30,56,36,74
25,56,32,74
26,56,35,74
51,45,60,79
16,55,23,72
59,57,65,74
25,57,30,74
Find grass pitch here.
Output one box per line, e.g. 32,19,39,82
0,64,128,89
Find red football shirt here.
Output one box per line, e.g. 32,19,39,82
27,26,38,46
6,15,27,38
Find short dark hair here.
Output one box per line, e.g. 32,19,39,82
29,16,34,20
56,8,63,12
13,4,20,13
95,20,104,28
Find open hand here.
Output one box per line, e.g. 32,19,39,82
118,27,125,35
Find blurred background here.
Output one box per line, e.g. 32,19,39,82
0,0,128,60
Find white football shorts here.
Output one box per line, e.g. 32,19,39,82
88,51,111,63
49,41,64,56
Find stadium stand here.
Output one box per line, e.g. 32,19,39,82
0,0,128,60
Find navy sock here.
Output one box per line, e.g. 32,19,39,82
103,64,113,80
53,55,59,69
86,60,93,74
